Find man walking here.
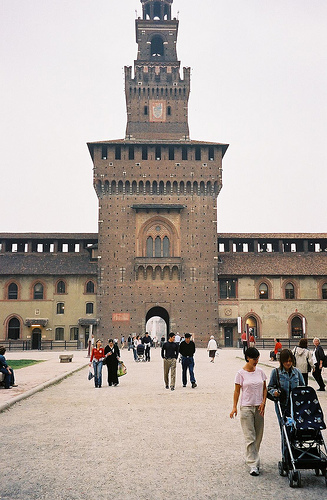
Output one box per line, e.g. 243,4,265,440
142,331,152,362
179,333,197,388
312,337,326,391
161,333,179,390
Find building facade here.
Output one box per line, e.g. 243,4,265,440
218,234,327,346
0,1,326,348
0,234,98,347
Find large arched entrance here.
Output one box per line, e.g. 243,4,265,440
146,307,169,343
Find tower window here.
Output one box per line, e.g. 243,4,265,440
144,105,148,116
155,146,161,160
167,106,171,116
142,145,148,160
115,146,121,160
146,237,153,257
208,146,214,161
182,146,188,160
129,146,134,160
151,36,164,57
101,146,107,160
169,146,175,160
195,146,201,161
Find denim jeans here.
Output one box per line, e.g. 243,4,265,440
93,360,103,387
181,356,196,385
133,347,138,361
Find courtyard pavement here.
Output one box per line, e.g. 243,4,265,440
0,347,326,499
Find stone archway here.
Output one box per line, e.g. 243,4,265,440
146,306,169,343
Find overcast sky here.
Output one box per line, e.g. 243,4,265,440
1,0,326,234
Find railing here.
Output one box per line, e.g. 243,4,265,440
252,338,327,350
0,340,82,351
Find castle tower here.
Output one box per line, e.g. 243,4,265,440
88,0,228,343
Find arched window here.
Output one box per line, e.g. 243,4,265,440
285,283,295,299
322,283,327,299
155,236,161,257
291,317,303,338
163,236,170,257
34,283,44,300
57,303,65,315
86,281,95,294
8,282,18,300
259,283,268,299
146,237,153,257
8,317,20,340
151,36,164,57
56,280,66,294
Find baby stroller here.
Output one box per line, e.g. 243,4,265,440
277,386,327,488
136,343,146,362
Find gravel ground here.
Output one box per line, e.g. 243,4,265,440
0,348,327,500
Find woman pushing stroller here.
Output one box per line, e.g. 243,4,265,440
268,349,305,425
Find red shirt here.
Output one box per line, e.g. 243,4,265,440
241,332,247,341
274,342,282,354
90,347,104,362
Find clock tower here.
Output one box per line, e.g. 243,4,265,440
88,0,228,344
125,0,190,140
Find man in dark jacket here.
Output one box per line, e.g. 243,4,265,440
312,337,326,391
179,333,197,388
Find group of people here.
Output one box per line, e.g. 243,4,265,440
89,338,120,388
230,337,326,477
89,331,218,390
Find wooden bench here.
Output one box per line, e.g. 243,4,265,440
59,354,73,363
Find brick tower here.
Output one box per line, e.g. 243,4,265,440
88,0,228,344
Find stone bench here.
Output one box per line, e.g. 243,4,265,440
59,354,73,363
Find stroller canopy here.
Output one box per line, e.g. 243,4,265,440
291,386,326,432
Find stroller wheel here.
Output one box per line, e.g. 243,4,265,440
289,470,301,488
278,461,287,477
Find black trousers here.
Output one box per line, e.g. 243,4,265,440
313,364,325,390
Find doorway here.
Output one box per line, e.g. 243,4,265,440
224,327,233,347
32,328,42,350
146,306,169,344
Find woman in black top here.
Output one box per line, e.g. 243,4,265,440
104,339,120,386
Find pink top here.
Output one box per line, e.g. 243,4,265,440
235,367,267,407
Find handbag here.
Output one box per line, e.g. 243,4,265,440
88,365,94,380
306,352,312,372
117,361,127,377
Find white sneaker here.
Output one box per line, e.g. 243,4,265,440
250,467,259,476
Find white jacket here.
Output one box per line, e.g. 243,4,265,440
207,339,218,350
292,347,314,374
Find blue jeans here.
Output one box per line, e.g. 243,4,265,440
181,356,196,386
93,360,103,387
0,367,14,389
133,347,138,361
